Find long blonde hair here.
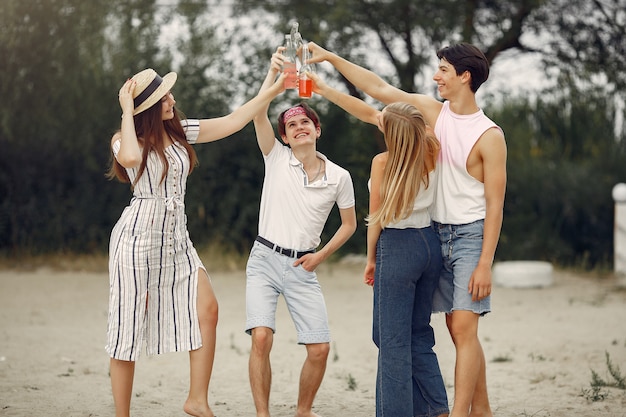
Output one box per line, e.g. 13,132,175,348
366,102,439,228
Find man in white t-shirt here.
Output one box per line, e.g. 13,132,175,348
308,42,506,417
245,50,357,417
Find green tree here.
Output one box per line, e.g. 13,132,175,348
2,0,624,268
0,0,248,254
0,0,125,253
491,77,626,267
529,0,626,92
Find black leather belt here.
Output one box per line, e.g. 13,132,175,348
255,236,315,259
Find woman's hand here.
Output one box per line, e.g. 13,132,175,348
364,261,375,287
306,42,333,65
268,72,287,96
270,47,286,73
118,79,136,116
261,47,287,97
306,71,326,95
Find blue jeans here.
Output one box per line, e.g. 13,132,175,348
432,220,490,315
373,227,449,417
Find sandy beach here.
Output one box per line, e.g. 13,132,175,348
1,260,625,416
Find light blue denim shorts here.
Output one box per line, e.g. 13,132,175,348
245,241,331,344
432,220,491,315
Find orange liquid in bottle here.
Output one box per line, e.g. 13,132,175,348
299,78,313,98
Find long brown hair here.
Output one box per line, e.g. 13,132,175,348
106,102,198,187
367,102,439,228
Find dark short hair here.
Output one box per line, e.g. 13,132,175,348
277,102,321,137
437,43,489,92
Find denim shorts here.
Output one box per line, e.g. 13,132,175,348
245,240,331,344
431,219,491,315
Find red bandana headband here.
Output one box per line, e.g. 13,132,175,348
283,106,307,123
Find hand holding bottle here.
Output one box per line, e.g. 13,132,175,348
305,71,327,95
270,47,286,74
306,42,334,65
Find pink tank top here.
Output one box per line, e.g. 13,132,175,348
431,101,502,224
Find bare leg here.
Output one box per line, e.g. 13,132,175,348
469,343,492,417
295,342,330,417
446,311,491,417
249,326,274,417
110,358,135,417
184,269,218,417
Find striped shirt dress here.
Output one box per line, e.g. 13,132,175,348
106,119,205,361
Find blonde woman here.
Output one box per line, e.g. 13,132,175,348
311,73,449,417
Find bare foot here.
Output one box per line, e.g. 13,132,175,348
183,398,215,417
294,411,321,417
469,412,492,417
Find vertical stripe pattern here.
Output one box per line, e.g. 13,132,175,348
106,120,204,361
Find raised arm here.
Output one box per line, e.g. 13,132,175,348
253,48,285,156
308,72,380,126
113,79,142,168
307,42,442,127
194,70,285,144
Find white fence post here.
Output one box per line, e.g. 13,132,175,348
612,183,626,278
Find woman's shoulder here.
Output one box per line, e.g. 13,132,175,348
372,152,388,166
180,119,200,143
110,131,122,150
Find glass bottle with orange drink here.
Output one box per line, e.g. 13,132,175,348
298,44,313,98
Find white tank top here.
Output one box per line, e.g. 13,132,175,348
432,101,502,224
367,169,437,229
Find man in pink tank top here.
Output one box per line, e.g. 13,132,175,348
308,42,507,417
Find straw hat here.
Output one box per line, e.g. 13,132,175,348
130,68,177,115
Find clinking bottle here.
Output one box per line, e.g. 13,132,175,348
290,22,303,51
283,34,297,89
298,44,313,98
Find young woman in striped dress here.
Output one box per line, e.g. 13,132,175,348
106,68,284,417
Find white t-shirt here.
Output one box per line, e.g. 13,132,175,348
257,139,355,250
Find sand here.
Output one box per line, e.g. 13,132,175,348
1,261,625,416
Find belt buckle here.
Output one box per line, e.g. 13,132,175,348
280,247,294,257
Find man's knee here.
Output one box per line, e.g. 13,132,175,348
447,311,479,344
306,342,330,363
251,327,274,355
